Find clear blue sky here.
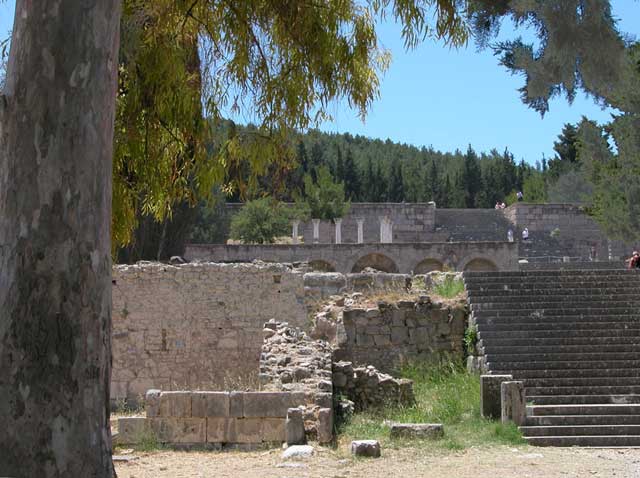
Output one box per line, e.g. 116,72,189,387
1,1,638,164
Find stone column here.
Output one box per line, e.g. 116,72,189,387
292,220,300,245
380,216,393,243
501,381,526,426
334,218,343,244
480,374,513,419
356,218,364,244
312,219,320,244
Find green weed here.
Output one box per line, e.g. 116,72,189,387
432,276,465,299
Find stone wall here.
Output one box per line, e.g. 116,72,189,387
118,390,306,446
334,298,467,373
111,262,308,401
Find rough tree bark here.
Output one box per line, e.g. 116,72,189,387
0,1,121,477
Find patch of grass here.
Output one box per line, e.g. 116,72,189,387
338,360,526,451
432,276,465,299
132,428,165,452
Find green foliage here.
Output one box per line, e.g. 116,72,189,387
433,276,465,298
303,167,350,220
228,198,290,244
338,361,526,449
111,0,469,252
463,325,478,355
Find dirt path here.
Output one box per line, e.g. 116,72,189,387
115,444,640,478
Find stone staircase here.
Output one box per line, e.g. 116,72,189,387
464,269,640,447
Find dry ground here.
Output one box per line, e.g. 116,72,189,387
115,444,640,478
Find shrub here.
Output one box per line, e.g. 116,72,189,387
303,166,350,220
433,276,465,298
229,197,290,244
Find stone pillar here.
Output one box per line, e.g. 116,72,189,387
312,218,320,244
480,374,513,419
356,218,364,244
334,218,342,244
379,216,393,243
292,220,300,245
501,381,526,426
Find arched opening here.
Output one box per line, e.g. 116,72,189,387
308,260,336,272
463,258,498,272
351,253,399,273
414,258,444,274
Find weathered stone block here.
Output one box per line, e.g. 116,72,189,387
207,417,231,443
501,381,526,426
229,391,244,417
481,374,512,419
262,418,286,442
391,327,409,344
192,392,230,418
159,391,192,417
317,408,333,444
351,440,380,458
145,389,162,417
117,416,148,444
149,418,206,443
286,408,306,445
231,418,263,443
243,392,292,418
314,393,332,409
389,423,443,440
373,334,391,346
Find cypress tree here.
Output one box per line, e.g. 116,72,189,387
388,157,404,202
343,148,361,200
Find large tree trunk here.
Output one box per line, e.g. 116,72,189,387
0,1,121,477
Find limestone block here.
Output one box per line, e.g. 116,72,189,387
192,392,230,418
282,444,314,460
389,423,444,440
481,374,512,419
317,408,333,444
356,334,374,346
286,408,306,445
351,440,380,458
314,393,333,409
262,418,287,442
230,418,263,443
391,327,409,344
243,392,292,418
207,417,232,443
145,389,162,417
501,381,526,426
149,418,206,443
373,334,391,346
229,391,244,417
159,391,192,417
117,416,148,444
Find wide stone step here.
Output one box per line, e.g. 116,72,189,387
528,404,640,416
467,287,640,297
521,424,640,437
526,385,640,396
524,435,640,447
479,336,640,348
466,283,640,292
526,415,640,426
522,377,640,388
487,359,640,371
475,315,640,325
527,394,640,405
486,352,640,363
483,344,640,355
472,301,640,311
479,322,640,332
476,308,639,318
469,294,640,305
494,368,640,379
480,330,640,341
464,278,640,288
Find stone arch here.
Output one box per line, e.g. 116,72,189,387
463,258,498,272
351,253,399,273
414,258,444,274
308,260,336,272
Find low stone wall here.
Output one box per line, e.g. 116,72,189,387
332,361,414,411
118,390,306,446
334,298,467,373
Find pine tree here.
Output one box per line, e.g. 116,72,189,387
440,175,452,207
335,145,345,183
462,145,481,207
309,142,324,183
375,161,386,201
388,157,404,202
428,159,439,203
365,157,376,201
343,148,361,200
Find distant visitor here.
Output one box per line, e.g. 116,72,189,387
522,227,529,241
517,191,524,202
626,251,640,269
